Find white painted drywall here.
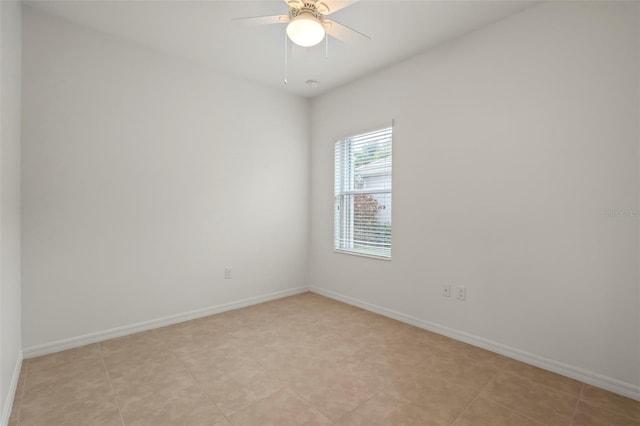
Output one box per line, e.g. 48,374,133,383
310,1,640,388
0,0,22,418
21,8,309,349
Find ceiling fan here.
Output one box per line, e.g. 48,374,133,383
234,0,370,48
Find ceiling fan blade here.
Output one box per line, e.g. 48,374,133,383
232,15,289,26
319,0,359,15
324,19,371,43
283,0,304,8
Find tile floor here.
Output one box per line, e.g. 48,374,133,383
8,292,640,426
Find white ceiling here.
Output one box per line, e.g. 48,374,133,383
25,0,536,98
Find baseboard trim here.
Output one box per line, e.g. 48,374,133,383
310,286,640,401
1,350,23,426
23,287,308,359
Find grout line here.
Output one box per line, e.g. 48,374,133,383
569,384,585,426
98,342,127,426
576,397,640,423
282,385,336,424
477,376,548,426
484,398,547,426
246,326,377,424
499,368,584,399
476,368,560,426
168,341,234,425
450,360,552,426
577,382,640,421
165,312,304,423
449,372,497,426
483,395,547,426
250,353,335,423
331,389,381,425
437,343,508,425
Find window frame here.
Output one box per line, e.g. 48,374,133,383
333,124,393,260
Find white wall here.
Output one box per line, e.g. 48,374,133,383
0,0,22,420
22,8,309,350
310,1,640,393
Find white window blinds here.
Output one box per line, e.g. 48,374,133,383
334,126,392,259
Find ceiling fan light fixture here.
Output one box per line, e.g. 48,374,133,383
286,13,325,47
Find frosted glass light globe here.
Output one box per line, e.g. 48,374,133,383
286,13,325,47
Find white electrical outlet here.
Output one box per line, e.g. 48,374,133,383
442,284,451,297
224,267,232,279
456,286,466,301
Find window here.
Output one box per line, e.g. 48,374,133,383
334,126,392,259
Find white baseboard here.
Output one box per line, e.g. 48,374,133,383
310,286,640,402
23,287,308,359
1,350,23,426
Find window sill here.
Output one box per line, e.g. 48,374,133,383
334,249,391,261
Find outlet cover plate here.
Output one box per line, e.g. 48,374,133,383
442,284,451,297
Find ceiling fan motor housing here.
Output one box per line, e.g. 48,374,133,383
289,2,326,20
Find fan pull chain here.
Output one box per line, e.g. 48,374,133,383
284,33,288,85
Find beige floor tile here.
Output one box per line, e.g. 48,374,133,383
452,396,541,426
335,412,380,425
385,374,478,426
19,366,120,426
334,392,409,426
313,340,373,368
386,402,454,426
234,333,298,365
194,359,283,415
344,355,417,389
288,366,380,421
581,385,640,421
26,344,104,388
198,373,265,416
572,401,640,426
28,343,101,368
337,392,451,426
193,312,251,333
100,332,173,368
226,360,284,396
481,371,578,425
228,388,332,426
251,342,320,382
405,350,499,391
502,359,583,396
20,407,123,426
119,383,225,426
356,341,431,367
180,345,255,382
108,357,196,405
263,363,310,387
13,293,638,426
174,328,253,357
153,320,221,352
232,328,283,350
432,339,507,368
